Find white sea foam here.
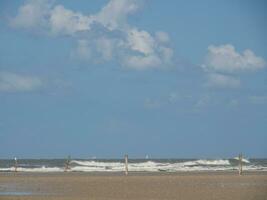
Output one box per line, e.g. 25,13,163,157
233,157,250,163
0,167,62,172
1,159,265,172
181,159,230,166
68,159,238,172
71,160,124,168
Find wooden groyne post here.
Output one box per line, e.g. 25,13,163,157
238,153,243,176
14,157,18,172
124,154,128,175
64,155,71,172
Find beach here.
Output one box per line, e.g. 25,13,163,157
0,172,267,200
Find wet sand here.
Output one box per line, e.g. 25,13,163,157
0,172,267,200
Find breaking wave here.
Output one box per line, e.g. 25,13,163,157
0,166,62,172
233,157,250,163
0,158,266,173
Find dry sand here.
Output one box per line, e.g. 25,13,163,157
0,172,267,200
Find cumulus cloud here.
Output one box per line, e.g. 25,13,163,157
49,5,92,35
201,44,266,88
0,72,43,92
10,0,173,70
9,0,53,30
202,44,266,73
127,29,155,55
95,0,140,30
205,73,241,89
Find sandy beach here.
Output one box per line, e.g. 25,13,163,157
0,172,267,200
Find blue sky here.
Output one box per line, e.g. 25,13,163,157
0,0,267,158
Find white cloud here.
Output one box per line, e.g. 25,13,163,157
202,44,266,73
127,28,155,55
95,0,140,30
0,72,43,92
10,0,173,70
10,0,53,29
50,5,92,35
205,73,241,89
201,44,266,89
123,28,173,69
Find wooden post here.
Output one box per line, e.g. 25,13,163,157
124,154,128,176
238,153,243,176
14,157,18,173
64,155,71,172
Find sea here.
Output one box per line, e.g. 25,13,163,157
0,158,267,173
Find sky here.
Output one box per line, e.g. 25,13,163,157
0,0,267,159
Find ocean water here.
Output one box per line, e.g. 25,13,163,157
0,158,267,173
